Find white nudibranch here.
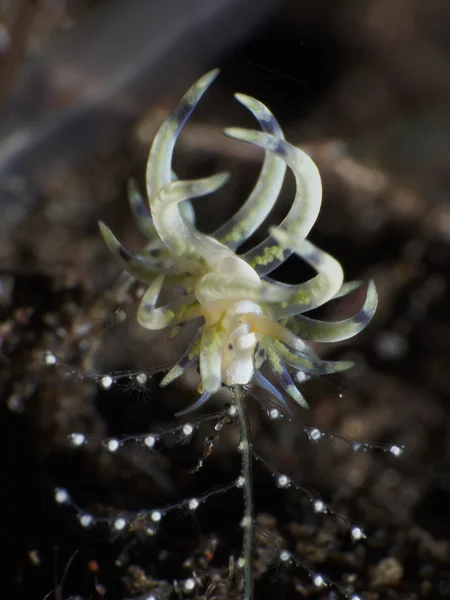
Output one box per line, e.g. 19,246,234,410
99,69,378,415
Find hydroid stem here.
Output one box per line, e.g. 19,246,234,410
233,384,254,600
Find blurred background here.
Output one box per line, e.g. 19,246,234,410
2,0,450,598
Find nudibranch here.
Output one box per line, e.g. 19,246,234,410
99,69,377,416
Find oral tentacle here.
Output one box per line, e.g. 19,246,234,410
159,332,202,387
223,129,322,277
215,94,286,250
137,291,201,331
152,173,231,275
199,325,224,393
128,179,158,241
146,69,220,197
267,347,309,410
146,70,225,278
269,234,344,319
252,370,293,417
175,391,212,417
286,280,378,342
271,338,354,375
98,221,175,283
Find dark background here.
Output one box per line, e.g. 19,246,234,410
2,0,450,598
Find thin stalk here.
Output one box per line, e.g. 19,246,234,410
233,385,254,600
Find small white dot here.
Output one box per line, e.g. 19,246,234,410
145,527,156,536
351,526,365,541
136,373,147,385
279,550,290,562
182,424,194,436
188,498,199,510
55,488,69,504
151,511,162,522
101,376,113,389
277,474,290,488
390,444,403,457
79,514,93,527
236,476,245,488
70,433,86,447
107,439,119,452
144,435,156,448
309,428,322,441
114,518,126,531
240,516,252,528
237,557,246,568
295,371,309,383
44,352,57,365
228,405,237,417
313,574,325,588
183,578,195,592
269,408,280,420
313,499,325,513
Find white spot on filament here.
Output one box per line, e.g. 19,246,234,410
188,498,199,511
390,444,403,457
313,499,326,513
114,518,126,531
240,515,252,528
236,476,245,488
269,408,281,420
144,435,156,448
313,574,326,588
136,373,147,385
277,474,290,488
70,433,86,447
237,557,246,569
151,510,162,523
182,424,194,436
44,352,57,365
107,439,119,452
351,526,365,541
183,578,195,592
295,371,310,383
54,488,69,504
101,375,113,389
279,550,291,562
79,514,93,527
308,427,322,441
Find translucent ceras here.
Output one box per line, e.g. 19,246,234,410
99,69,377,416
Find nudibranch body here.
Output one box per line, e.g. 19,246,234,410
99,69,377,415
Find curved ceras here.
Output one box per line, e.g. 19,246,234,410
99,70,378,415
